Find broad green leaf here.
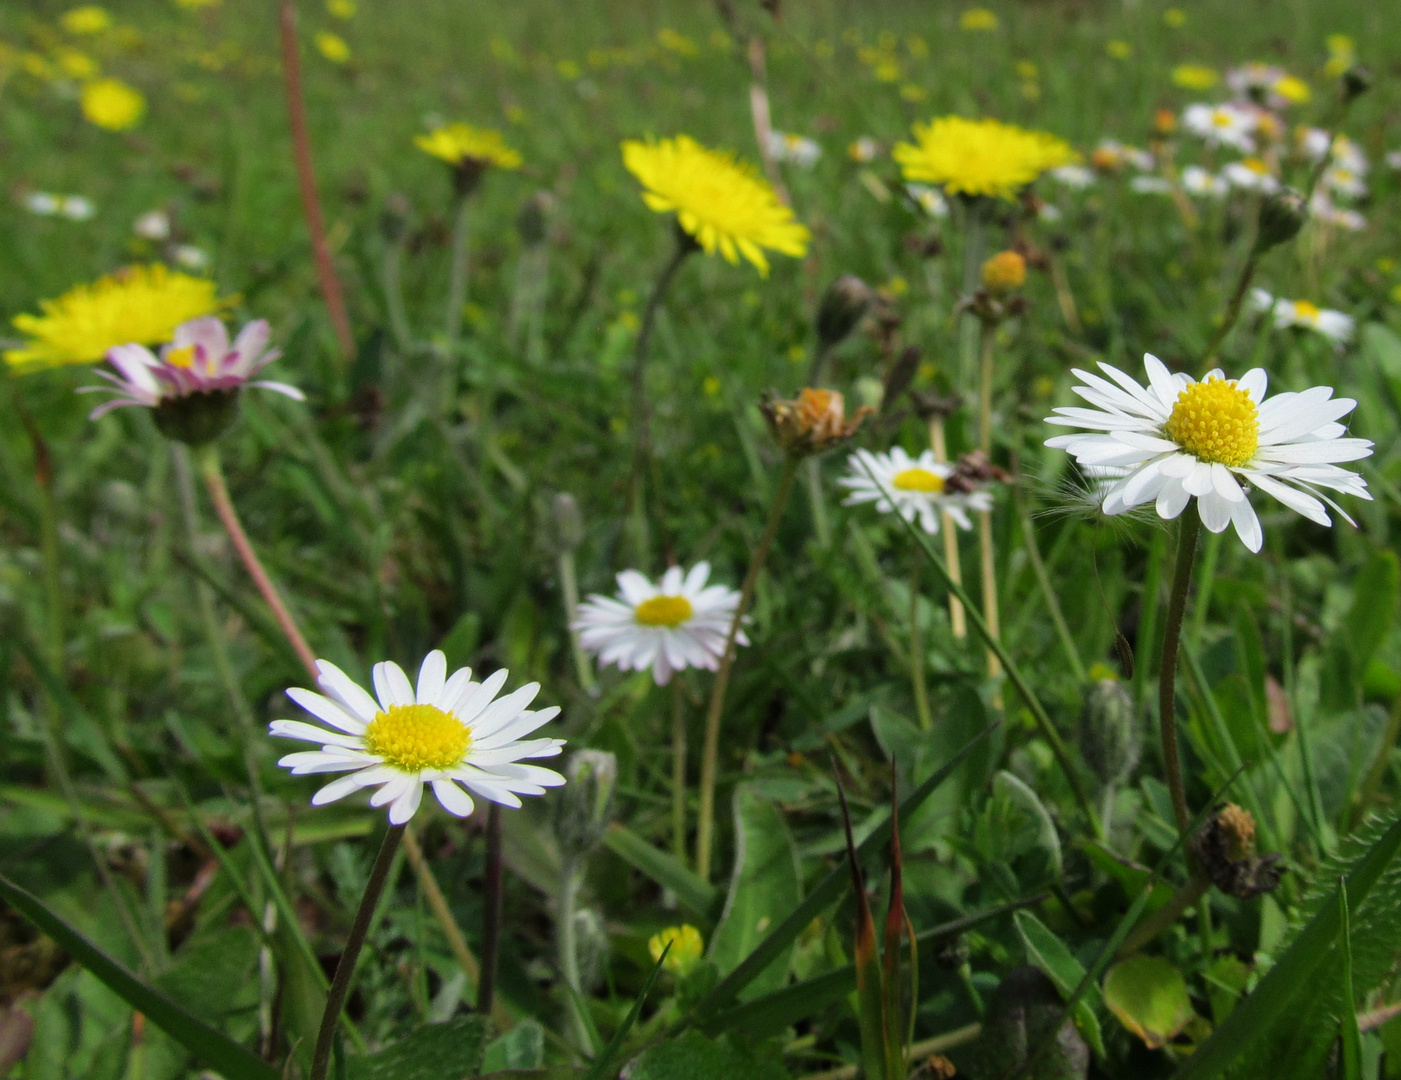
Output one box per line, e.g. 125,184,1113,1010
1014,912,1105,1058
689,723,997,1022
1203,955,1251,1026
602,824,720,925
152,927,260,1034
0,872,277,1080
623,1031,788,1080
482,1019,545,1072
347,1016,489,1080
1103,956,1196,1049
1175,811,1401,1080
995,772,1063,879
707,787,802,1000
1348,552,1399,681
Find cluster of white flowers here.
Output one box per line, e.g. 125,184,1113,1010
24,192,96,220
767,130,822,168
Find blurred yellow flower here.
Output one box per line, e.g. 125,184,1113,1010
1274,74,1311,103
326,0,356,17
6,264,229,373
556,59,580,78
901,83,928,102
81,78,145,130
1164,7,1187,25
657,28,698,56
1392,284,1401,305
1106,40,1133,59
960,8,999,31
648,925,704,975
1021,81,1040,101
710,28,733,50
21,53,54,79
982,250,1026,294
315,32,350,64
174,0,221,9
55,48,99,79
907,35,929,58
622,135,811,277
874,59,902,82
61,6,112,34
1172,64,1218,89
415,123,522,169
893,115,1075,200
1016,61,1038,79
814,40,834,59
1324,33,1355,78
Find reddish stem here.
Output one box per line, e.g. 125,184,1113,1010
279,1,355,361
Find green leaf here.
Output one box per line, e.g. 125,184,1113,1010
602,824,719,925
0,871,277,1080
1174,811,1401,1080
482,1019,545,1072
1347,552,1400,681
1014,912,1105,1058
688,723,997,1022
1340,879,1362,1080
1103,956,1196,1050
622,1031,788,1080
347,1016,489,1080
707,787,802,999
1202,955,1251,1026
995,772,1063,879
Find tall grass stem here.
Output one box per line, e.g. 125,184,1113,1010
1159,512,1201,840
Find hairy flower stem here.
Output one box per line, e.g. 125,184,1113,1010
308,824,405,1080
929,417,966,638
1200,250,1259,372
558,855,592,1051
910,554,933,732
196,445,320,683
696,455,800,881
626,239,692,566
558,549,596,694
672,680,689,864
478,805,503,1014
976,322,1002,682
443,191,472,383
1159,512,1201,842
279,1,355,361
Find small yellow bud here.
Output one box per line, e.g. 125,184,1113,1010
648,925,704,975
980,251,1026,296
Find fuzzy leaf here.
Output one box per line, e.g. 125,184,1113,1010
1102,956,1196,1050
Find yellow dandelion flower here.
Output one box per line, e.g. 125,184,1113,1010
1172,64,1218,90
621,135,811,277
648,925,704,975
6,264,230,373
1163,7,1187,26
21,53,55,80
326,0,356,17
1324,33,1355,78
960,8,999,31
55,48,99,79
415,123,522,170
1106,39,1132,59
874,58,902,82
61,6,112,34
81,78,145,130
1274,74,1311,103
1015,61,1038,79
315,32,350,64
900,83,928,103
893,116,1075,201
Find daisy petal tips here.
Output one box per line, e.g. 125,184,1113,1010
1044,353,1373,553
271,650,565,825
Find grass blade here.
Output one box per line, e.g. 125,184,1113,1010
603,824,721,926
1340,878,1362,1080
0,871,278,1080
579,947,669,1080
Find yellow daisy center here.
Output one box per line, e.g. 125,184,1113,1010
1292,300,1320,322
166,344,196,369
1164,377,1259,467
892,467,946,493
1211,110,1234,127
635,595,694,627
362,703,470,772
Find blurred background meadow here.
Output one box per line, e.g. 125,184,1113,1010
2,0,1401,1077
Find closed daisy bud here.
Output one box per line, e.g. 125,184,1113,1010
816,274,874,348
550,492,585,552
554,749,617,856
980,250,1026,296
1254,187,1307,252
761,387,870,458
648,925,704,975
1078,672,1140,789
517,191,554,246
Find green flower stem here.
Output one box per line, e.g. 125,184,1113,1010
696,454,800,881
1017,501,1087,685
1159,511,1201,841
1116,872,1209,958
929,417,966,639
558,548,597,695
443,190,472,370
910,554,933,732
1199,250,1260,372
856,456,1102,837
626,237,692,566
803,459,832,550
478,804,503,1015
1352,688,1401,831
558,855,591,1051
308,824,405,1080
381,233,414,354
672,679,689,864
976,322,1002,681
1133,532,1168,708
37,470,63,678
196,444,320,683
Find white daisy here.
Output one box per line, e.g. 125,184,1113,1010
767,130,822,168
1223,158,1280,194
906,183,950,217
1181,165,1229,198
1386,150,1401,171
573,563,744,686
271,651,565,825
1049,164,1096,189
1320,165,1367,201
1183,103,1258,153
1129,176,1173,195
1045,354,1372,552
849,136,880,163
1250,289,1354,343
133,209,172,240
1309,192,1366,232
1093,140,1155,172
839,447,993,535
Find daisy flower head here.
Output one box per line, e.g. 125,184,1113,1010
1309,192,1366,232
1045,354,1372,552
1223,158,1280,194
1226,63,1309,109
573,563,744,686
767,130,822,169
1091,139,1155,173
1181,165,1229,198
840,447,993,534
272,651,565,825
621,135,810,277
1182,102,1258,152
892,116,1075,201
85,316,303,444
907,183,950,217
1049,163,1096,189
6,264,228,373
1320,165,1367,201
1250,290,1354,344
849,136,880,163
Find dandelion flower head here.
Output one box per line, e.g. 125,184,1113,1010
7,264,229,373
61,6,112,34
893,116,1075,200
415,122,523,170
81,78,145,130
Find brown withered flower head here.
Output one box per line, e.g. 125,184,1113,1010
1190,803,1284,899
944,449,1010,494
760,387,870,458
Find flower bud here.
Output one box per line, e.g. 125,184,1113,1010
1078,672,1140,789
980,251,1026,297
648,925,704,976
551,492,585,553
572,906,610,991
380,192,412,243
1254,187,1306,252
152,389,240,446
517,191,554,246
759,387,870,458
815,275,873,348
1152,108,1178,136
553,749,617,857
1342,64,1373,104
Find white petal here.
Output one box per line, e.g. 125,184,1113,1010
1197,491,1233,533
1211,464,1246,503
316,661,382,723
287,688,367,735
1143,354,1181,410
373,661,415,710
454,668,509,721
388,778,425,824
432,779,476,817
1230,499,1263,553
268,719,366,749
1157,480,1191,520
1237,368,1268,402
1247,472,1331,526
416,651,447,704
1182,461,1216,497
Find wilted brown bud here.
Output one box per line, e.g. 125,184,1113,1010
980,251,1027,296
1254,187,1307,253
945,449,1010,493
1191,803,1283,899
1153,108,1178,136
910,389,962,421
816,275,874,348
760,387,870,458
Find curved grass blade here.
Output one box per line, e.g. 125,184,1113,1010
686,722,998,1025
580,946,669,1080
0,871,278,1080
